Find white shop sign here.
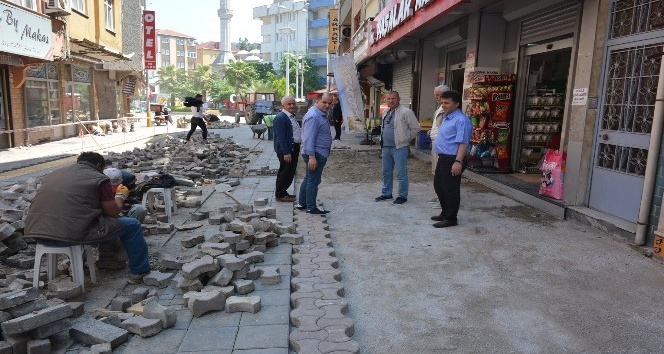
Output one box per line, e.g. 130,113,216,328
572,88,588,106
0,2,53,60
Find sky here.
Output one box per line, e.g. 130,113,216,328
146,0,273,44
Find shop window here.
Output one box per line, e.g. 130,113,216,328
65,65,92,123
10,0,37,10
104,0,115,32
25,64,60,128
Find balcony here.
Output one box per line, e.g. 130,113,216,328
309,18,329,28
309,0,335,10
314,57,327,66
309,38,328,47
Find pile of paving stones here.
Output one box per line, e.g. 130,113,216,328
0,133,314,352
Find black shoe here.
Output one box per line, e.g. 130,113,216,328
431,213,446,221
393,197,407,205
433,220,458,228
296,205,306,210
306,208,330,215
375,195,393,202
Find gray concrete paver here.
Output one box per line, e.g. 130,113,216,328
239,305,289,326
119,328,187,354
178,326,238,352
188,311,241,329
234,324,289,350
232,349,289,354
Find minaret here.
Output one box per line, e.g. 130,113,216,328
212,0,235,68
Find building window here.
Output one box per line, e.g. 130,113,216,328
161,36,170,43
161,49,170,55
177,62,185,69
177,39,185,45
10,0,37,10
71,0,85,13
65,65,92,123
188,52,197,58
162,60,170,66
104,0,114,31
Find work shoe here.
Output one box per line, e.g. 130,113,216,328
374,195,393,202
127,271,150,285
431,213,446,221
276,195,296,202
393,197,407,205
433,220,458,228
306,208,330,215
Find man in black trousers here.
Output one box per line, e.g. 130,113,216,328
273,96,301,202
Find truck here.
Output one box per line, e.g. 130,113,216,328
242,92,282,125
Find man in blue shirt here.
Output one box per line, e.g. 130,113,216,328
298,93,333,215
432,90,472,228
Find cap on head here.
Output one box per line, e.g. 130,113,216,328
103,168,123,185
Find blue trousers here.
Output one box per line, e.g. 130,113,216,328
298,153,328,211
38,217,150,275
381,146,409,199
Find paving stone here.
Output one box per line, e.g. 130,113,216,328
252,232,270,245
0,341,11,354
318,340,360,354
110,296,131,312
240,305,289,326
182,255,220,280
181,234,205,248
102,312,134,327
251,218,272,232
159,254,187,270
234,324,288,350
208,214,223,225
26,338,49,354
245,266,262,280
289,328,328,342
2,303,72,335
200,242,231,257
225,296,261,313
89,343,112,354
318,317,355,333
217,254,247,271
4,334,29,354
235,240,251,251
260,266,281,285
253,197,269,206
131,287,150,303
208,268,233,287
117,327,186,353
238,250,264,264
143,270,175,288
191,210,210,221
120,316,162,338
142,297,177,329
185,289,225,317
176,222,204,231
231,279,255,295
7,297,48,318
69,301,85,318
279,233,304,245
178,326,237,351
27,318,71,339
0,287,38,310
220,230,242,244
177,277,204,293
289,338,324,354
69,319,129,349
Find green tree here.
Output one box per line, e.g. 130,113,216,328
247,62,276,82
190,65,217,99
277,55,320,97
271,77,287,97
156,65,179,107
209,79,235,108
222,60,257,97
237,38,250,51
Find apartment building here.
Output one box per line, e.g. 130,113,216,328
0,0,141,148
253,0,337,87
156,29,197,71
196,41,221,68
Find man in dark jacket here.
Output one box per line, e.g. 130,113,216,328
330,95,343,140
25,152,151,284
273,96,301,202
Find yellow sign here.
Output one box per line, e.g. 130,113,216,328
328,8,339,54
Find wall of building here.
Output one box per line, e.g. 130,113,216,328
93,0,122,51
69,0,97,40
95,72,118,120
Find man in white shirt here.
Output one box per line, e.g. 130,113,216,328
186,94,208,141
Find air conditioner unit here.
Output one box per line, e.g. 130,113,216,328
45,0,72,16
341,26,352,39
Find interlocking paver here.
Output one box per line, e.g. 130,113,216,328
317,340,360,354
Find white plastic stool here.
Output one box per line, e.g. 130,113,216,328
32,244,97,291
142,187,177,220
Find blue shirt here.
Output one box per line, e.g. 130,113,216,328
434,108,472,155
301,106,332,158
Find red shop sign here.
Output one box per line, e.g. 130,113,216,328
143,11,156,70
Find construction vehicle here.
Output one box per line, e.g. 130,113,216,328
238,92,280,125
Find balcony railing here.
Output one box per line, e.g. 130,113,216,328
309,0,335,10
309,18,329,28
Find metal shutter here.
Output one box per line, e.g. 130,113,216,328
520,2,580,44
391,55,413,108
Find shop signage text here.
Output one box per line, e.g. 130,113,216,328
373,0,436,42
328,8,339,54
0,53,22,66
0,2,53,60
143,10,156,70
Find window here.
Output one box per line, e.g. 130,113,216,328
187,52,197,58
177,62,185,69
161,49,170,55
71,0,86,13
161,36,170,43
65,65,92,124
24,64,61,128
176,51,184,57
10,0,37,10
161,60,170,66
104,0,114,31
177,39,185,45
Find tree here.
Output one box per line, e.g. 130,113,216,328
156,65,179,107
237,38,250,51
277,55,320,97
209,80,235,108
222,60,257,97
190,65,217,99
247,62,276,82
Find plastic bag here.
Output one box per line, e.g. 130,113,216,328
539,149,566,200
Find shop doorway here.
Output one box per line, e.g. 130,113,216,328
447,46,466,93
588,40,662,222
515,43,572,178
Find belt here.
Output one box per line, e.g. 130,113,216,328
438,154,457,158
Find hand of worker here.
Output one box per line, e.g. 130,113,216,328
115,184,129,200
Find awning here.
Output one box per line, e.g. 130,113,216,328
69,38,130,62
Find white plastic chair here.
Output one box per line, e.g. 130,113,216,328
141,187,177,220
32,244,97,291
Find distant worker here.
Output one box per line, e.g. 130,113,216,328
186,94,207,142
273,96,301,202
330,95,343,140
374,91,420,205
